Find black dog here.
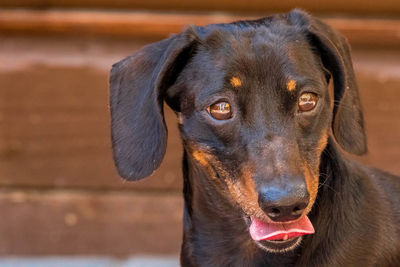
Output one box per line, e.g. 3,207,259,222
109,9,400,266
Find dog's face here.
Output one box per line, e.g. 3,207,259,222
109,9,366,253
170,28,331,252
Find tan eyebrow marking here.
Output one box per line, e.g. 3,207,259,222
286,79,297,91
230,77,242,87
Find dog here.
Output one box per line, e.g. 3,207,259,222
109,9,400,266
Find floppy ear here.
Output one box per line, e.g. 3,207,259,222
110,32,196,180
288,9,367,155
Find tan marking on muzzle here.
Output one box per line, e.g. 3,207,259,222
302,164,319,215
192,150,269,221
303,131,328,213
192,150,209,167
302,132,328,214
177,112,183,125
192,150,221,181
230,76,242,87
286,79,297,91
317,131,329,156
225,166,269,221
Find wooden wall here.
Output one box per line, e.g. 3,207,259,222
1,0,400,16
0,2,399,256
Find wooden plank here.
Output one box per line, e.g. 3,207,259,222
349,50,400,175
0,0,400,16
0,189,183,255
0,10,399,48
0,66,183,190
353,78,400,175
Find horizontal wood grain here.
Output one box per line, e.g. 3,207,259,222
1,0,400,16
0,10,399,48
0,66,183,191
0,189,182,255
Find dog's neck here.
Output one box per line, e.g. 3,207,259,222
180,142,361,266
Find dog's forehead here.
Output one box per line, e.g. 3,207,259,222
198,22,309,62
185,24,324,98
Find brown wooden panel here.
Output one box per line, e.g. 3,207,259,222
0,10,399,48
0,189,182,255
0,0,400,16
354,80,400,174
0,66,183,190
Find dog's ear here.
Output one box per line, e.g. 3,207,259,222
110,32,196,180
288,9,367,155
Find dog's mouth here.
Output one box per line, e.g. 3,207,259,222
245,216,314,252
249,216,314,241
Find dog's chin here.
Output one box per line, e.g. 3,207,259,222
243,216,303,253
254,236,302,253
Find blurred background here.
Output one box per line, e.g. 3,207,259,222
0,1,399,266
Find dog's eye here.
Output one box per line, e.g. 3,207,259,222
208,101,232,120
298,93,318,112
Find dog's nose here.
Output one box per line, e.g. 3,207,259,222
258,179,309,222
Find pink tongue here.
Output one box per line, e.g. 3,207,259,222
249,216,315,241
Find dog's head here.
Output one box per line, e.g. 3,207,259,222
109,9,366,253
